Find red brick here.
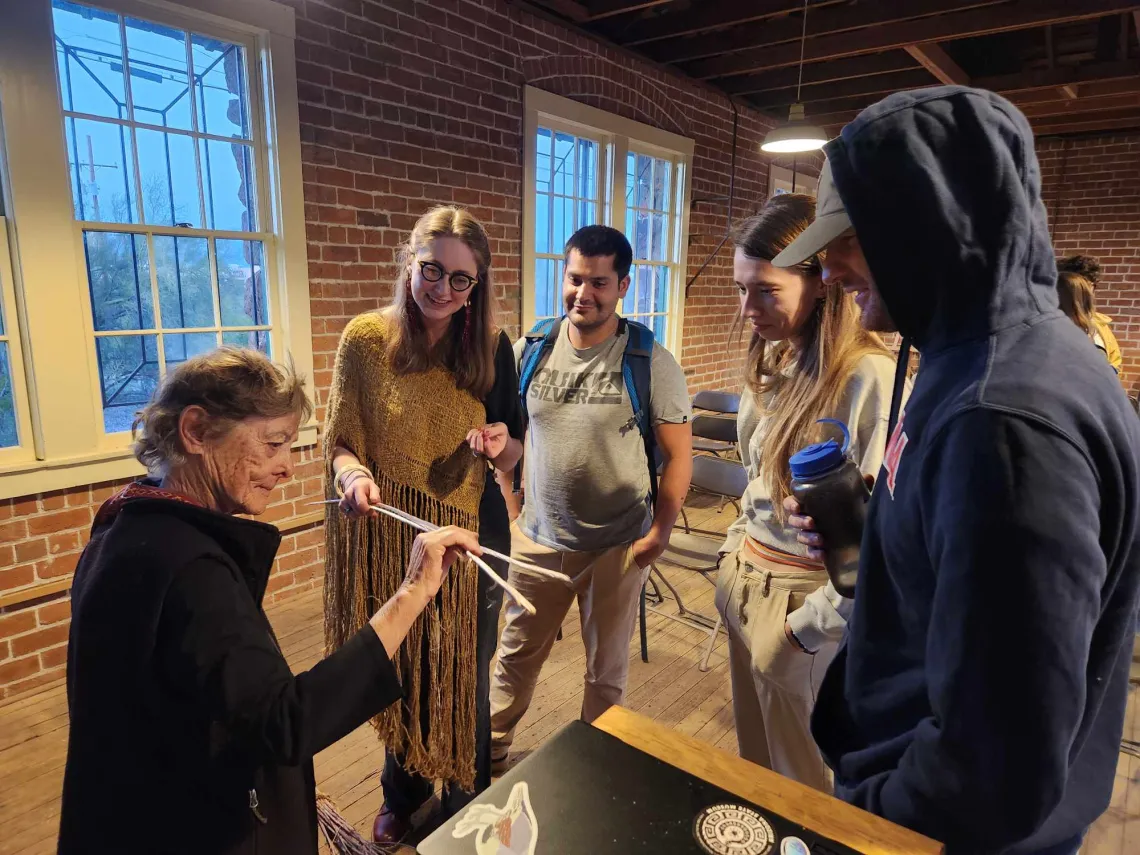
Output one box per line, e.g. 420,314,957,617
39,644,67,669
0,564,34,591
38,552,80,580
15,539,48,563
0,656,39,684
37,599,71,626
27,507,91,537
12,623,69,657
0,519,28,542
0,611,37,639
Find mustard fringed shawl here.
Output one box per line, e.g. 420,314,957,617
323,311,486,789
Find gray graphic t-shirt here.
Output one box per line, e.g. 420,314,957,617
516,321,691,552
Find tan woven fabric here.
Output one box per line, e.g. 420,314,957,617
323,310,486,789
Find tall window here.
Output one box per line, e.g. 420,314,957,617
53,1,271,432
524,88,693,354
0,0,310,498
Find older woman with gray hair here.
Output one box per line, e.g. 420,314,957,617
58,347,481,855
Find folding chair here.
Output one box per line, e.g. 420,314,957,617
690,413,737,458
691,389,741,415
640,454,749,671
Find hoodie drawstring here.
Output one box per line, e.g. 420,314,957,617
888,338,911,438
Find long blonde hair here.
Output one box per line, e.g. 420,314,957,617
1056,270,1097,336
387,205,497,398
733,194,890,514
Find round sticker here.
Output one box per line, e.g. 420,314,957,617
781,837,810,855
693,803,776,855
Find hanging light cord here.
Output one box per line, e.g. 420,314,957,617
796,0,810,102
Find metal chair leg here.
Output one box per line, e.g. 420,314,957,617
680,507,690,534
639,578,649,663
699,613,723,673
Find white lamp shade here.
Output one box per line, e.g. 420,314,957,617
761,103,829,153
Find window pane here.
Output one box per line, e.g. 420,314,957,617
534,193,550,255
577,138,597,200
216,239,268,326
535,128,551,195
654,266,670,314
636,265,653,314
535,258,553,318
552,132,574,196
625,151,635,207
192,34,250,140
125,17,192,131
65,117,138,224
155,235,213,328
52,1,127,119
552,195,576,250
137,128,201,227
222,329,270,354
621,265,636,315
96,334,158,433
164,331,217,366
633,211,649,260
0,343,17,448
578,199,593,233
651,212,667,261
654,160,672,212
635,154,652,210
200,139,256,231
83,231,153,331
651,314,666,342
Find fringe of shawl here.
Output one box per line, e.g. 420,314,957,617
323,464,480,791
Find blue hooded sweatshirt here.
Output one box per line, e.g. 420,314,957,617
811,87,1140,854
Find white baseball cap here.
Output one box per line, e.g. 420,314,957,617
771,158,852,268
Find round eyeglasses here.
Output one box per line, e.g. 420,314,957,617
418,260,478,292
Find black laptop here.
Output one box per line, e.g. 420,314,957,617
418,720,865,855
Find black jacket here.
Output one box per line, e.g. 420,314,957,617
812,87,1140,853
59,483,402,854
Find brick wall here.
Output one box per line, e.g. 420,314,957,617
0,0,781,700
1039,132,1140,395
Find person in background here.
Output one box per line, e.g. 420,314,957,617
59,349,481,855
781,87,1140,854
1057,255,1122,374
489,226,693,772
1056,267,1118,374
717,194,899,792
324,206,523,843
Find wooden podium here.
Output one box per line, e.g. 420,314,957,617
593,706,943,855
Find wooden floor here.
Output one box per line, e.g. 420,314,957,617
1,496,1138,853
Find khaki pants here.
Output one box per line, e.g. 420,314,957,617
490,522,649,753
715,548,838,792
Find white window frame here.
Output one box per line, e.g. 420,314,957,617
0,0,314,500
522,86,694,356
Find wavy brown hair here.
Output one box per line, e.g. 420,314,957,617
1056,270,1097,336
386,206,497,398
732,194,890,515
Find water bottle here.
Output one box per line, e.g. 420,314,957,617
789,419,869,598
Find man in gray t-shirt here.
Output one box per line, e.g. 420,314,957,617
490,227,692,768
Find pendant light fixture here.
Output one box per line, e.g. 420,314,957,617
760,0,828,154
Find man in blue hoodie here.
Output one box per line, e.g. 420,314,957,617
777,86,1140,854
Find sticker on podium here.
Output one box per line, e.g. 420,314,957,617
452,780,538,855
693,803,776,855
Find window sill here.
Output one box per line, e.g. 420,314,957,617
0,422,319,500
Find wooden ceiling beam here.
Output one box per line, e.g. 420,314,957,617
722,53,920,96
597,0,845,47
1032,107,1140,135
527,0,591,22
684,0,1140,80
972,59,1140,93
640,0,995,64
582,0,675,22
904,42,970,85
1017,91,1140,118
747,68,938,109
1008,78,1140,104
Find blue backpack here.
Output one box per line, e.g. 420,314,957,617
514,316,659,506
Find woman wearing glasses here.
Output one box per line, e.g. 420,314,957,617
324,206,523,843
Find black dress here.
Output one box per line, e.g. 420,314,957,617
382,330,523,816
60,483,403,855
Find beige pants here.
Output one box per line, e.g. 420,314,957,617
490,522,649,753
715,548,838,792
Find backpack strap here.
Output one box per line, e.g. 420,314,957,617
513,316,562,493
619,318,659,508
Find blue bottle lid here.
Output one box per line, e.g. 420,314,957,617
789,419,852,480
